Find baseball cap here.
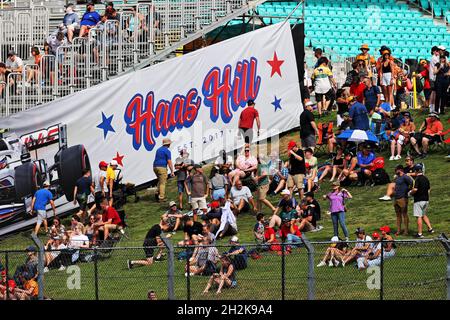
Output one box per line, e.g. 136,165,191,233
281,189,290,196
380,226,391,233
168,201,177,208
230,236,239,243
332,181,340,187
429,112,440,119
413,164,424,172
65,3,74,8
110,159,118,166
209,201,220,209
25,245,37,252
287,140,297,151
304,100,315,107
99,161,108,168
43,180,50,186
395,164,404,171
372,232,380,239
354,227,365,235
247,100,255,106
438,45,446,51
419,59,428,65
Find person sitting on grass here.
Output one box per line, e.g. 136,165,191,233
357,232,389,270
356,144,376,186
162,201,183,233
222,236,248,270
43,236,68,273
341,228,372,267
318,146,344,183
254,213,266,245
67,214,84,237
186,236,219,277
94,198,124,240
304,162,318,193
379,225,396,259
269,197,298,230
280,218,302,247
264,221,282,253
202,200,222,232
202,223,216,244
203,255,237,295
179,215,204,245
338,151,359,184
229,179,256,216
127,219,170,269
269,189,298,229
268,160,289,195
317,236,349,267
46,217,66,247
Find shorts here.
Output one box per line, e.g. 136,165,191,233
381,72,392,86
257,184,269,200
94,191,108,208
191,196,207,210
301,220,315,232
36,210,47,224
423,134,441,144
239,127,254,144
143,238,157,258
301,134,316,148
424,88,432,100
76,193,88,211
315,88,333,103
429,80,435,91
413,201,429,217
394,198,408,215
234,200,250,212
211,188,226,200
287,174,305,190
177,181,185,193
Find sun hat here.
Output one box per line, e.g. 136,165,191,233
437,45,446,51
168,201,177,208
360,44,370,50
162,138,172,145
382,50,390,55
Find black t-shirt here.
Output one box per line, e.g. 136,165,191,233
184,221,203,238
332,156,344,166
337,102,349,115
289,149,306,175
413,175,430,203
145,224,162,241
76,176,92,195
339,120,353,132
300,109,315,137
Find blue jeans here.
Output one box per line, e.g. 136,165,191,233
331,211,349,238
287,234,302,246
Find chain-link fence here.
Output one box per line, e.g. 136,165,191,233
1,237,448,300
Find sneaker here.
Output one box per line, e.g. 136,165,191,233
415,233,424,238
345,237,349,242
394,155,401,160
171,231,177,235
120,228,125,235
328,260,334,267
341,261,346,267
389,156,395,161
43,267,49,273
379,195,392,201
58,265,66,271
317,261,326,267
428,228,435,234
325,211,332,215
127,259,133,270
333,258,340,267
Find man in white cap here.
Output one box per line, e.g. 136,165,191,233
106,159,118,206
30,181,56,235
153,138,175,202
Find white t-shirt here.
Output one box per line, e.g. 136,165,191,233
94,170,108,193
70,234,89,249
429,54,440,81
50,243,67,259
6,57,24,70
214,155,234,168
355,235,373,248
230,186,253,205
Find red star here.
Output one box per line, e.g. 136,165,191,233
113,152,124,166
267,52,285,77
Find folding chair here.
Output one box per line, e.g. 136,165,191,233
371,119,389,151
315,121,334,154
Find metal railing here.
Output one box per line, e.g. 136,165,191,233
1,237,448,300
0,0,251,116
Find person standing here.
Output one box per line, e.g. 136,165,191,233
410,165,434,238
433,55,450,115
174,149,194,210
323,182,351,241
299,101,319,149
238,100,260,144
29,181,56,235
363,76,381,113
153,138,175,202
393,165,414,236
311,57,337,117
286,141,306,201
348,96,370,131
106,159,118,206
428,46,441,112
73,169,94,223
185,164,209,221
378,49,397,107
356,44,376,81
90,161,108,215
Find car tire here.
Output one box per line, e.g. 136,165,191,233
59,145,90,202
15,162,42,200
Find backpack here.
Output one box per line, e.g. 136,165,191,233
372,168,390,185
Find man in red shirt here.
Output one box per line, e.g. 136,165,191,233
95,198,124,240
411,113,444,158
238,100,261,144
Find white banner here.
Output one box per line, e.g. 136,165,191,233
0,22,302,186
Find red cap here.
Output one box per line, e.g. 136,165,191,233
7,280,16,290
209,201,220,209
99,161,108,168
0,270,6,276
372,232,380,239
380,226,391,233
287,141,296,151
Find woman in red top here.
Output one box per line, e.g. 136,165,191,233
264,223,281,253
415,60,431,108
349,75,366,103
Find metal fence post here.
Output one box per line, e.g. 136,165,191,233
5,251,10,300
281,243,285,300
94,248,99,300
31,233,44,300
186,254,191,300
380,239,384,301
438,234,450,300
161,237,175,300
301,236,315,300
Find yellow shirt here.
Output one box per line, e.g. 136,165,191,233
106,166,116,182
312,66,333,94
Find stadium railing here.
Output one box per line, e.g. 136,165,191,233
1,236,448,300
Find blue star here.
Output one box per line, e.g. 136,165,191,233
97,112,115,139
272,96,282,112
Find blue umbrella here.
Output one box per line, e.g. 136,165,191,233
337,129,379,144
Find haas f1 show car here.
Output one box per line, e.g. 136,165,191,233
0,125,90,236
